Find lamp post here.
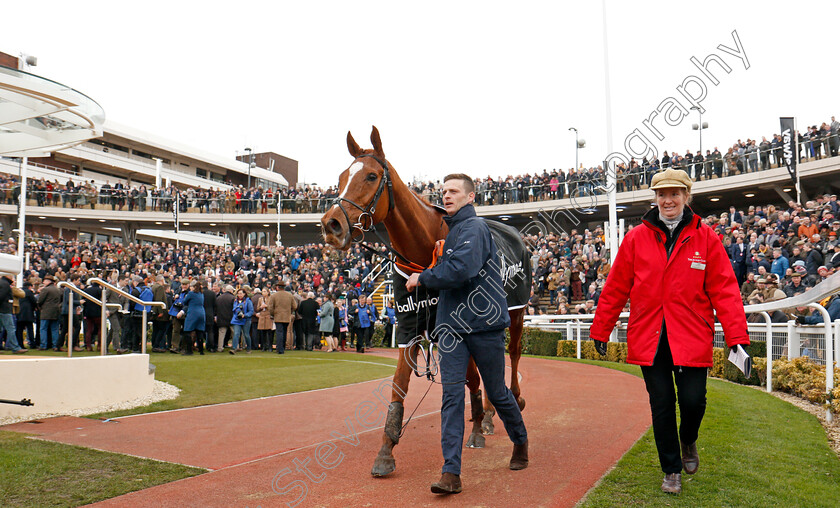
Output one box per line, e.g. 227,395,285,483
691,107,708,180
690,106,708,155
569,127,580,171
244,147,254,188
17,157,27,286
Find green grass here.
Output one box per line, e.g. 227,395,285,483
0,430,203,508
529,356,840,507
1,350,396,507
89,349,397,419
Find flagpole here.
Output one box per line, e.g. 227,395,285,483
17,156,27,286
795,117,801,204
174,190,180,250
602,0,618,265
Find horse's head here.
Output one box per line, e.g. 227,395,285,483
321,126,393,250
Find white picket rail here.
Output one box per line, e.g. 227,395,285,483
525,272,840,422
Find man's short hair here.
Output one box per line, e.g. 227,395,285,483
443,173,475,194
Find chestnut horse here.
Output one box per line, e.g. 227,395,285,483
320,126,526,477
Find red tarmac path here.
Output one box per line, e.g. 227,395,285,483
3,351,650,507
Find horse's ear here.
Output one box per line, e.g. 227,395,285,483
370,126,385,158
347,131,363,157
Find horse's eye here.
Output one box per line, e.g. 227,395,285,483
366,173,377,181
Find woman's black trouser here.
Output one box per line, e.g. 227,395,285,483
640,324,708,474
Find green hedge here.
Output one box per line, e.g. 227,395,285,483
718,341,766,386
554,339,629,362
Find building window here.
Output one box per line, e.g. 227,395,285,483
132,149,154,160
89,139,129,153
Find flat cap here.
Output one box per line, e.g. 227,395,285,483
650,168,692,192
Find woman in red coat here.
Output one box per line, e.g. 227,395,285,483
590,168,749,495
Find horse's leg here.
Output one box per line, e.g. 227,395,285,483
508,308,526,410
371,344,416,477
465,357,486,448
481,394,496,435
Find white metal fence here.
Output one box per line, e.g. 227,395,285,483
524,272,840,422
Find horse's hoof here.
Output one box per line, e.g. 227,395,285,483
481,415,495,435
517,396,526,411
466,432,485,448
371,456,396,477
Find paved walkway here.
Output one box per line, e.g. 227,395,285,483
3,352,650,507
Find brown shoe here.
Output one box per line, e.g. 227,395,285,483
509,440,529,470
681,441,699,474
430,472,462,494
661,473,681,494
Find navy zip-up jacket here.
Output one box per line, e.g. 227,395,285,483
419,204,510,335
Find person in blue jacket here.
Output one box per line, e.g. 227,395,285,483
406,173,528,495
230,288,254,354
798,294,840,325
181,280,205,355
168,280,188,353
381,300,396,348
354,296,373,353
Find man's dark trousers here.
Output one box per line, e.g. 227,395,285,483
151,321,167,350
274,321,288,353
439,328,527,476
127,315,142,351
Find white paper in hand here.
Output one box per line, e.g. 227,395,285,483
727,345,752,377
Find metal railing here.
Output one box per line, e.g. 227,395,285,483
4,134,840,215
361,257,392,285
55,281,122,357
86,277,166,355
525,271,840,422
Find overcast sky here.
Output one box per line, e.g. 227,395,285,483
3,1,838,189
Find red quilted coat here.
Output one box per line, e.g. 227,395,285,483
590,209,749,367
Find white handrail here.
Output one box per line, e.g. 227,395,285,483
86,278,166,309
57,281,122,356
86,277,165,355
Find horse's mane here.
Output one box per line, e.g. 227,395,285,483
408,188,446,216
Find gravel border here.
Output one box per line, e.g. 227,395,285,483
0,380,181,427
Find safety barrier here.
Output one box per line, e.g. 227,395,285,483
55,281,122,357
86,278,166,355
525,272,840,422
4,136,840,214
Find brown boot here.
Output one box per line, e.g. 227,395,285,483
509,440,529,470
661,473,681,494
430,472,462,494
681,441,699,474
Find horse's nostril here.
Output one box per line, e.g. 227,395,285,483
328,218,343,234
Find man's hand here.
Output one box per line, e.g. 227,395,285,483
593,339,607,356
405,273,421,292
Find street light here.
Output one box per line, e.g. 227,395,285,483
690,106,708,155
244,147,254,188
569,127,586,171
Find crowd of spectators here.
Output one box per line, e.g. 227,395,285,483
1,115,838,214
523,192,840,341
3,192,840,356
0,238,399,355
3,114,840,354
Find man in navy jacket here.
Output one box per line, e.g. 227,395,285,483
407,174,528,495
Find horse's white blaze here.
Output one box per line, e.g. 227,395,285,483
338,161,364,201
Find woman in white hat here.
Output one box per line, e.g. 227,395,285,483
590,168,750,494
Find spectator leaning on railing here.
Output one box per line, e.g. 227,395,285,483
6,112,840,214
